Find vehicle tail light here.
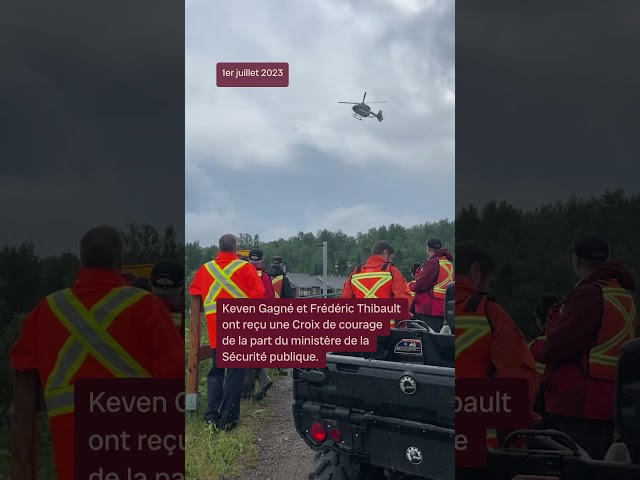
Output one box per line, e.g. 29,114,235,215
310,423,326,442
329,428,342,442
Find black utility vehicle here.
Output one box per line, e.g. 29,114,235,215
456,334,640,480
293,283,456,479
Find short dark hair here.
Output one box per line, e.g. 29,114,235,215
411,262,422,274
455,242,496,276
80,225,124,270
372,241,394,256
219,234,237,252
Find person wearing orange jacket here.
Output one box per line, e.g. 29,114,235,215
413,238,455,332
150,259,186,339
10,226,184,480
455,242,540,449
341,241,414,327
189,234,265,430
266,256,294,299
242,248,276,400
266,255,294,376
535,234,637,460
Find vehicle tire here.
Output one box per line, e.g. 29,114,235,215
309,447,362,480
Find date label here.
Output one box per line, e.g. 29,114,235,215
217,62,289,87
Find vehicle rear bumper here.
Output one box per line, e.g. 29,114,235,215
294,400,454,479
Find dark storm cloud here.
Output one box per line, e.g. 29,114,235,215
456,0,640,211
0,0,184,254
186,0,454,245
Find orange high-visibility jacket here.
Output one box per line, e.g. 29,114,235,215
272,275,284,298
433,259,454,301
455,279,541,448
10,268,184,480
586,280,636,380
341,255,413,328
189,252,265,348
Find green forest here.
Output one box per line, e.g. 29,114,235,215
457,189,640,340
0,224,183,432
184,221,455,290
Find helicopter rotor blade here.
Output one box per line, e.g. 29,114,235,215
367,101,388,103
338,101,359,104
362,92,367,103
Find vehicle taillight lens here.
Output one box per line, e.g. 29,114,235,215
329,428,342,442
310,423,326,442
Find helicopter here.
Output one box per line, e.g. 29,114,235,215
338,91,388,122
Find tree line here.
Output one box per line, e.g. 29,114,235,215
456,189,640,340
185,221,455,287
0,223,182,427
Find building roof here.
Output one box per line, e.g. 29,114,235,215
286,273,350,290
286,273,322,289
323,276,350,289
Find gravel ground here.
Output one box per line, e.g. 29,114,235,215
230,374,315,480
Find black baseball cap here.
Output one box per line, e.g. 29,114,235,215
272,256,283,264
151,260,185,288
573,234,609,261
426,238,443,249
249,248,264,261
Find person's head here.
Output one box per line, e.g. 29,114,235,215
410,262,422,279
150,259,185,311
272,256,284,269
371,241,395,263
571,234,609,280
534,294,558,332
426,238,443,258
455,241,496,293
248,248,264,269
218,234,238,253
80,225,124,272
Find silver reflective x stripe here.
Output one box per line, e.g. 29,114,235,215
44,287,150,415
351,272,392,298
203,260,249,315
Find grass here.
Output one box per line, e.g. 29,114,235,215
0,367,275,480
185,323,279,480
185,361,282,479
0,323,270,480
185,398,265,480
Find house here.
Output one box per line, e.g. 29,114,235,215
285,273,351,298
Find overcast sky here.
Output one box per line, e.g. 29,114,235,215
456,1,640,212
186,0,454,246
0,1,184,256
